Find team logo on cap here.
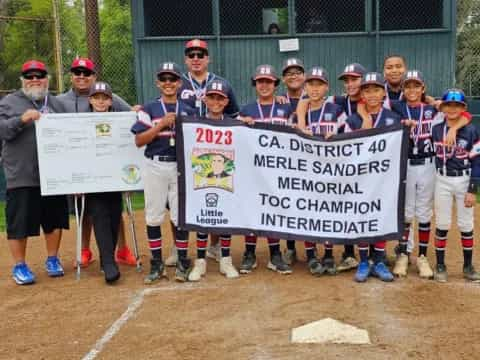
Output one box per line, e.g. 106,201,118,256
312,68,323,76
260,66,272,74
366,73,377,81
407,70,419,78
211,82,223,91
163,63,174,70
344,65,355,72
95,83,107,91
287,59,298,66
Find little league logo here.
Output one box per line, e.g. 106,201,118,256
205,193,219,207
122,164,141,185
192,148,235,192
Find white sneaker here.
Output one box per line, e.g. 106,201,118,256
393,253,409,277
206,243,220,262
220,256,239,279
416,255,433,279
188,258,207,281
165,246,177,267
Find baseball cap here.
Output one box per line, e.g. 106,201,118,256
252,64,280,84
282,58,305,75
305,67,329,84
441,88,466,106
21,60,47,75
157,62,182,78
403,70,425,85
71,58,95,72
205,80,229,98
185,39,208,54
338,63,366,80
89,82,113,98
360,72,385,88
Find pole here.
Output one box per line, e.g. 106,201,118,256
52,0,64,94
125,192,142,272
74,194,86,280
84,0,102,77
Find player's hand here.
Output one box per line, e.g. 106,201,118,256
131,105,142,112
275,95,288,105
401,119,417,127
445,127,458,146
240,116,255,125
21,109,41,124
163,113,176,127
465,192,476,208
302,128,313,136
324,132,334,139
361,117,373,129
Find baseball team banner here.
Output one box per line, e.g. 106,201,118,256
177,117,408,244
36,112,144,195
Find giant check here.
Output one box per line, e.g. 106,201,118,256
36,112,144,195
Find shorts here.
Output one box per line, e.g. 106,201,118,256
6,187,70,239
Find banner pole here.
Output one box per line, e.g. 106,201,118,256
125,192,142,272
74,194,85,280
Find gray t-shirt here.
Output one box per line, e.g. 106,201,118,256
56,88,131,113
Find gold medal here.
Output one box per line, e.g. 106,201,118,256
169,137,175,147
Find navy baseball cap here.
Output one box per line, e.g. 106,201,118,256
252,64,280,85
403,70,425,85
360,72,385,88
338,63,366,80
282,58,305,75
157,62,182,78
206,80,229,98
305,67,328,84
441,88,466,106
89,81,113,98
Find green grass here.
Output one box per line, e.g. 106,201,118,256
128,191,145,211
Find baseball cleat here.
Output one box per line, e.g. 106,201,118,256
337,255,359,272
354,261,371,282
321,256,337,275
45,256,65,277
267,253,292,274
434,264,448,283
12,262,36,285
307,258,325,277
165,246,177,267
239,251,257,274
206,243,221,262
371,262,394,282
144,258,167,284
283,248,297,266
393,253,409,277
220,256,239,279
175,258,191,282
416,255,433,279
463,265,480,282
188,258,207,281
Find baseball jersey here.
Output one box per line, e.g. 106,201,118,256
431,121,480,179
390,100,438,159
179,72,239,117
280,92,308,113
131,99,195,158
305,102,347,136
327,95,360,116
240,101,293,125
344,108,401,132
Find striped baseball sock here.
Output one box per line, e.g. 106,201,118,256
268,238,280,256
374,241,386,263
418,222,431,257
399,222,410,254
245,235,257,253
461,231,474,267
196,232,208,259
435,228,448,265
175,229,189,259
304,241,316,260
358,243,369,262
147,225,162,259
220,235,232,257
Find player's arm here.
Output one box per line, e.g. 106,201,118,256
466,133,480,208
295,98,309,129
445,112,472,146
133,112,175,147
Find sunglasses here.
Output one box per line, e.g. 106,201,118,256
72,69,94,77
23,73,47,80
187,52,206,59
158,75,179,83
284,70,304,77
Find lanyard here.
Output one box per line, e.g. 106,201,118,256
347,96,352,116
159,98,179,116
406,103,424,147
257,101,276,123
384,83,403,102
442,123,456,170
370,108,384,128
188,72,214,116
31,95,49,114
307,102,327,134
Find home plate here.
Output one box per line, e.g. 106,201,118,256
291,318,370,344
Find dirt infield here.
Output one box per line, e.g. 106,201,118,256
1,210,480,360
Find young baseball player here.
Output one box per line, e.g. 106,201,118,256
238,64,293,275
188,80,240,281
131,62,195,284
431,89,480,282
86,82,123,284
383,55,407,103
345,72,401,283
296,66,347,276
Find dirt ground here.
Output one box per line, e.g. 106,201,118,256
1,209,480,360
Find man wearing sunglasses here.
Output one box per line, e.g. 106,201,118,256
57,58,138,269
0,60,69,285
180,39,239,118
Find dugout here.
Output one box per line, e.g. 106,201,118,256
131,0,457,105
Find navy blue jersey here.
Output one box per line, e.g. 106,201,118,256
280,92,308,114
391,100,438,159
131,99,195,158
305,102,347,135
345,108,401,132
179,72,239,117
240,101,293,125
327,95,359,117
432,121,480,180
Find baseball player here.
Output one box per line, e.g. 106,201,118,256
238,64,293,275
131,62,195,283
188,80,240,281
345,72,401,282
431,89,480,282
296,66,347,276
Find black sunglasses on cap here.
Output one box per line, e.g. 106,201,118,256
23,72,47,80
187,52,206,59
158,74,179,83
72,68,94,77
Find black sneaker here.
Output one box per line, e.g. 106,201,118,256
321,256,337,275
239,251,257,274
144,258,166,285
463,264,480,282
267,253,292,274
307,258,325,277
175,258,191,282
103,262,120,284
434,263,448,283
